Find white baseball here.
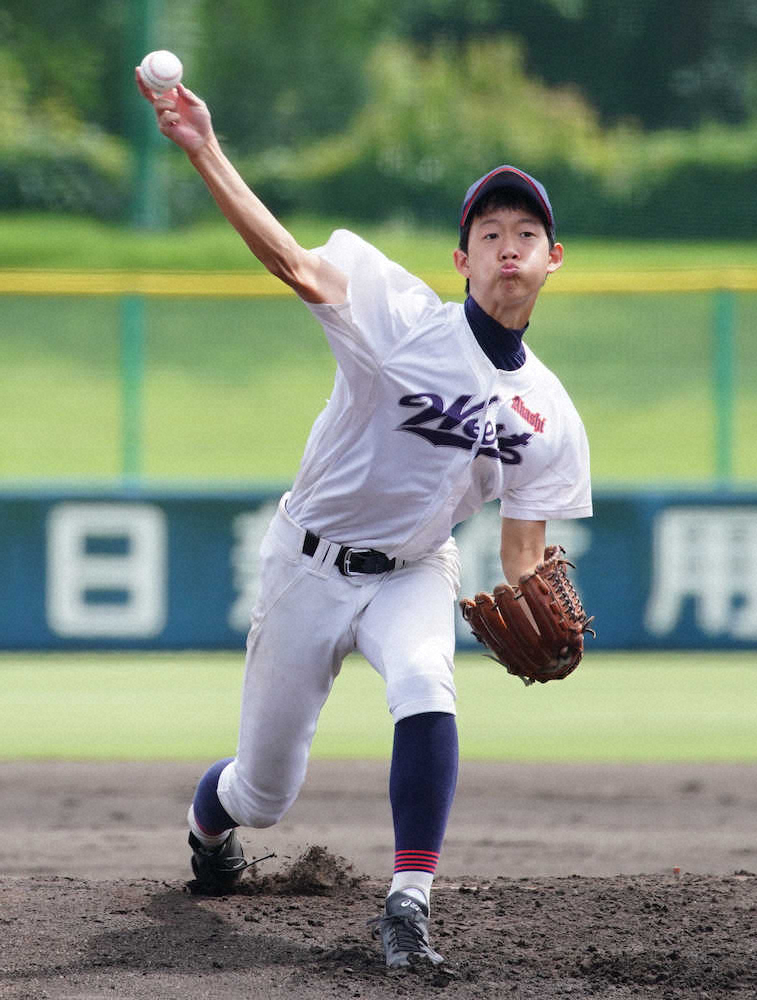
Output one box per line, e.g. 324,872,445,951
140,50,183,93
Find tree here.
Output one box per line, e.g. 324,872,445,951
382,0,757,129
192,0,385,154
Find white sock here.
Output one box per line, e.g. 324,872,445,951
187,804,233,848
388,871,433,912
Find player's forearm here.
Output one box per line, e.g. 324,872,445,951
188,137,303,282
500,518,546,584
500,552,539,586
189,139,346,303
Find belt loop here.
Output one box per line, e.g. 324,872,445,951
303,530,319,557
301,530,340,573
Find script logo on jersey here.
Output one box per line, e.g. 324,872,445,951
397,392,532,464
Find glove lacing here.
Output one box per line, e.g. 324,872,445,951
542,548,597,637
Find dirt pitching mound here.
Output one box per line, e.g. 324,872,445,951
3,760,757,997
2,856,756,999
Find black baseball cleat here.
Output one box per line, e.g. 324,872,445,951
370,891,445,968
188,830,247,891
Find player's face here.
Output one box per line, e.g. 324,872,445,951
453,206,563,327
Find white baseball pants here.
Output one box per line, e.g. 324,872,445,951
217,494,460,829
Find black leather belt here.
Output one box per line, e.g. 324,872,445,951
303,529,396,576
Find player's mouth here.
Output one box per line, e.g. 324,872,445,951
500,264,519,276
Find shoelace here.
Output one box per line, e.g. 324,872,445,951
238,851,276,872
200,842,275,873
369,912,428,954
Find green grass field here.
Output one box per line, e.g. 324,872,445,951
1,651,755,763
5,213,757,272
2,214,756,485
2,277,756,485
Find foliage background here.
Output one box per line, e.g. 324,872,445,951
2,0,757,235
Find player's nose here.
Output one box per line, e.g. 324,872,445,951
499,244,519,259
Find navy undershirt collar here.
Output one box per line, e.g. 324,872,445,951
464,295,527,371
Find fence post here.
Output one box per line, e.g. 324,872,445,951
126,0,167,229
713,289,735,487
120,295,145,485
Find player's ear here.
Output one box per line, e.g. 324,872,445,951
453,248,470,279
546,242,564,275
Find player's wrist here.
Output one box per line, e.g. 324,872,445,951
186,131,221,165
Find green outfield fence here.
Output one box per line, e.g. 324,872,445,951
2,268,756,487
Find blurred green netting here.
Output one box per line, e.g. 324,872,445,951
1,288,754,486
735,292,757,481
531,291,723,484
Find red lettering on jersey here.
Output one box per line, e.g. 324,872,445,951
511,395,546,433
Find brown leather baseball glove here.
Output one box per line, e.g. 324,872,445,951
459,545,595,685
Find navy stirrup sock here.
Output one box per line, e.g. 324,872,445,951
192,757,238,836
389,712,458,877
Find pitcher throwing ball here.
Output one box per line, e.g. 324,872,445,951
137,66,592,969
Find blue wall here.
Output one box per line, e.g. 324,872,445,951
1,489,756,651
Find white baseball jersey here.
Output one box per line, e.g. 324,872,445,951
286,229,591,560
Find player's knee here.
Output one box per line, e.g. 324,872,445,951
218,763,299,828
385,654,456,722
223,794,292,829
239,808,281,829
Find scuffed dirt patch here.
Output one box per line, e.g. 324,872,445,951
2,861,756,999
188,843,365,898
261,843,365,896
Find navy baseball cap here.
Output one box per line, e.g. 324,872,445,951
459,165,555,240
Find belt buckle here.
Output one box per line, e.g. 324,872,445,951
339,547,373,576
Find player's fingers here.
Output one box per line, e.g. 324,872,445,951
158,111,181,129
134,67,156,103
154,95,177,113
177,83,204,106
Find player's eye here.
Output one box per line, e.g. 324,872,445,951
520,230,536,238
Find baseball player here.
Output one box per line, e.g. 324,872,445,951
137,69,591,968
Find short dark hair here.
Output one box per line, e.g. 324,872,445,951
458,188,556,253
